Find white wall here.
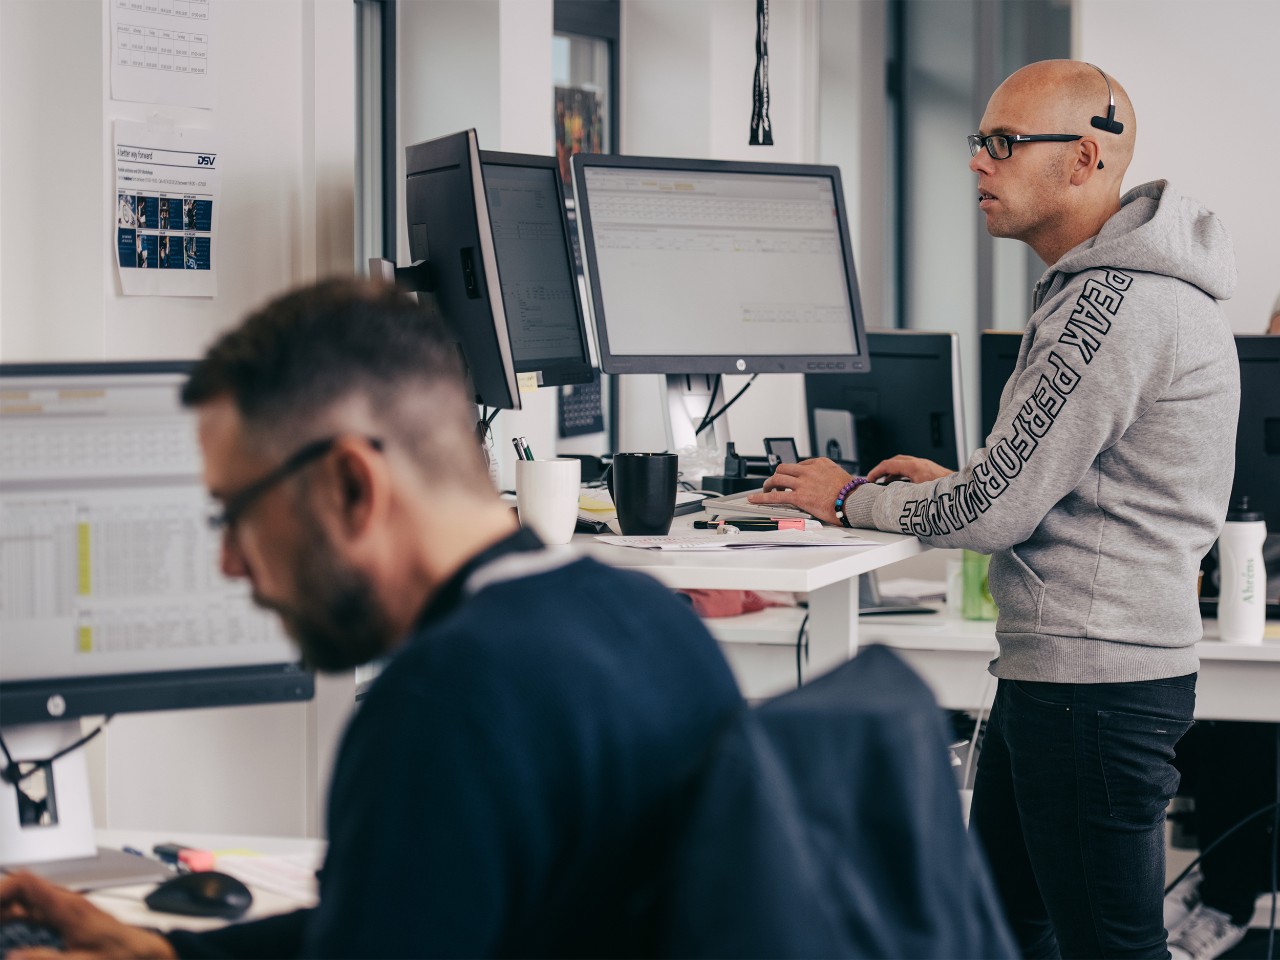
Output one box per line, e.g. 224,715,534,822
397,0,565,492
619,0,846,458
1077,0,1280,334
1,0,359,839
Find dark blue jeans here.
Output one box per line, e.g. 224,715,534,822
971,674,1197,959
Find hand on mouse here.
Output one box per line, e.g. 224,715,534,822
0,871,176,960
866,455,955,484
748,458,852,525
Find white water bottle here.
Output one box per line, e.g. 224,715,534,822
1216,497,1267,644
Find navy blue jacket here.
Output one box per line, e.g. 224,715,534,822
662,644,1016,958
169,530,741,958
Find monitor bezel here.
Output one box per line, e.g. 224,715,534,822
1232,335,1280,535
478,149,595,388
570,152,871,377
405,129,521,410
0,359,315,727
804,329,967,471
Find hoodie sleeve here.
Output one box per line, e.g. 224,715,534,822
846,267,1176,551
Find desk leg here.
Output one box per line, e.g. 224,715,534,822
804,575,859,683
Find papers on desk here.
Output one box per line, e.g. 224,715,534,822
215,852,319,905
595,531,880,551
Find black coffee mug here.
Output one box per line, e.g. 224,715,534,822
609,452,679,536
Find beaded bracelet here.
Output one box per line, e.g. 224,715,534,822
834,476,870,528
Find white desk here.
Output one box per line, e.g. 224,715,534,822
87,829,321,931
858,613,1280,722
577,525,926,698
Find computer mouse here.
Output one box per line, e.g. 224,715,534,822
144,870,253,920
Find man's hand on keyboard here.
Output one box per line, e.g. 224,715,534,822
748,458,851,525
866,455,954,484
0,871,175,960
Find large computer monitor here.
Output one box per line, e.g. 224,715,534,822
571,154,870,449
1232,335,1280,536
979,330,1024,440
479,150,594,390
804,330,967,474
401,130,595,412
405,129,520,410
0,361,312,885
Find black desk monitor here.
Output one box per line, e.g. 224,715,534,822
479,151,594,390
571,153,870,450
1232,335,1280,535
0,362,312,886
404,130,520,410
805,330,967,474
979,329,1023,441
401,133,595,413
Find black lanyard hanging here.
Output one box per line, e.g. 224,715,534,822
750,0,773,145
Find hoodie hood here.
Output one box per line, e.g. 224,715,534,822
1051,179,1237,302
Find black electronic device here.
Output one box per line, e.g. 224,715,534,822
805,330,968,476
764,437,800,466
0,919,64,957
571,152,871,453
0,361,313,885
1087,63,1125,136
479,149,594,390
1229,335,1280,535
979,329,1023,440
398,134,597,412
571,153,869,378
403,130,519,410
145,870,253,919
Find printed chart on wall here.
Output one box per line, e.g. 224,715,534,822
110,0,214,109
115,121,219,297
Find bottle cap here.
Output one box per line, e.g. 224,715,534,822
1226,495,1265,523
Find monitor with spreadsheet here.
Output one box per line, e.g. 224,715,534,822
804,330,967,474
0,361,311,880
570,154,870,376
402,131,594,411
479,150,594,389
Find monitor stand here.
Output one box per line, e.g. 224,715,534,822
664,374,731,454
0,721,171,891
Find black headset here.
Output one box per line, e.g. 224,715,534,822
1087,63,1124,169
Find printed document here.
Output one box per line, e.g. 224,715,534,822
115,120,219,297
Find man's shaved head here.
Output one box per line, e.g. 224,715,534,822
973,60,1137,264
990,60,1136,181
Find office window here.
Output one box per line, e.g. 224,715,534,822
892,0,1069,451
355,0,395,263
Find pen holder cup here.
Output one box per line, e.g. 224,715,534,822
515,458,581,545
609,452,678,536
961,550,998,621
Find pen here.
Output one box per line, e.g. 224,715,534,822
512,437,527,461
693,518,816,531
519,437,535,461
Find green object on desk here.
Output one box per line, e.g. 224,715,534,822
962,550,998,621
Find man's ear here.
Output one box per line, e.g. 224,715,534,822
1071,138,1103,185
326,439,381,538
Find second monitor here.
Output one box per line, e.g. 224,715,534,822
805,330,968,475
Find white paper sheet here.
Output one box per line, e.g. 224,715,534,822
595,532,879,551
114,121,219,297
110,0,214,109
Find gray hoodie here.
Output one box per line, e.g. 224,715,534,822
849,180,1240,682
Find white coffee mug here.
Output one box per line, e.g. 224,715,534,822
515,458,581,545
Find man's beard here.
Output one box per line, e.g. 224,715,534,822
253,509,395,673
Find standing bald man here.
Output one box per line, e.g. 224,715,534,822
754,60,1240,957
